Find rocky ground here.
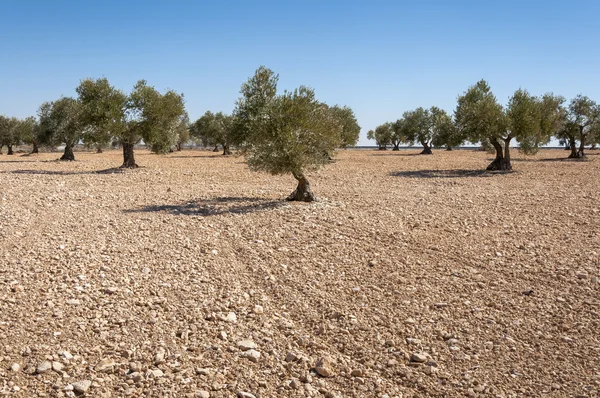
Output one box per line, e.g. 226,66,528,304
0,148,598,398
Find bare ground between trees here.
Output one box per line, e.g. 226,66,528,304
0,149,598,397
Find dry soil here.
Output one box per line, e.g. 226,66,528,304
0,149,598,398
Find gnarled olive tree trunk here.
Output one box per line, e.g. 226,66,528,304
222,144,232,155
420,141,432,155
121,143,138,168
288,172,316,202
212,145,219,152
446,146,453,151
7,145,14,155
31,141,39,154
392,143,400,151
60,143,75,161
487,137,512,171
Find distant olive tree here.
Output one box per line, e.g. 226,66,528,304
190,111,234,155
430,108,461,150
390,118,409,150
330,105,360,148
38,97,84,161
0,116,19,155
367,123,393,150
77,78,186,168
234,66,346,202
565,95,599,158
404,107,434,154
175,114,190,151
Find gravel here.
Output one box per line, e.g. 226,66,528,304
0,148,598,397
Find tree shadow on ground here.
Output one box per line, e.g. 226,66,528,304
3,168,128,176
0,160,45,163
391,169,510,179
124,196,286,217
370,152,421,157
511,157,591,162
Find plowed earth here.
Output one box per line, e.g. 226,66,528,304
0,149,598,397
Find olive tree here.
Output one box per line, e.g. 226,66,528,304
190,111,234,155
330,105,360,148
38,97,84,161
565,95,599,158
175,114,190,151
455,81,508,170
390,118,409,150
430,108,461,150
404,107,434,154
77,78,186,168
0,116,19,155
234,66,344,202
15,117,38,154
367,123,393,150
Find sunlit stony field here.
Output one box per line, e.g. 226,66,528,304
0,148,598,397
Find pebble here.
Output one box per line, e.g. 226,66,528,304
95,358,116,372
368,259,378,267
314,356,335,377
241,349,261,363
196,391,210,398
253,305,264,314
410,353,428,363
52,361,64,372
71,380,92,394
350,369,365,377
155,349,166,364
225,312,237,323
10,363,20,372
237,392,256,398
237,340,257,351
36,361,52,374
66,299,81,305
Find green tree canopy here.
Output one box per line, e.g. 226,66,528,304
190,111,235,155
367,123,393,150
430,108,461,150
329,105,360,148
38,97,84,161
565,95,600,158
77,78,186,167
455,80,508,170
234,66,346,202
403,107,434,154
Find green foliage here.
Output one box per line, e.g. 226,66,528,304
403,107,433,147
76,77,127,149
519,93,564,154
235,67,343,179
390,118,410,148
37,97,84,148
190,111,234,151
175,113,190,149
430,108,461,149
329,105,360,148
77,78,186,157
368,123,393,148
506,89,541,154
455,80,506,146
566,95,600,140
232,66,279,150
0,116,18,148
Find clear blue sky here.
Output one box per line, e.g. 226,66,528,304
1,0,599,145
